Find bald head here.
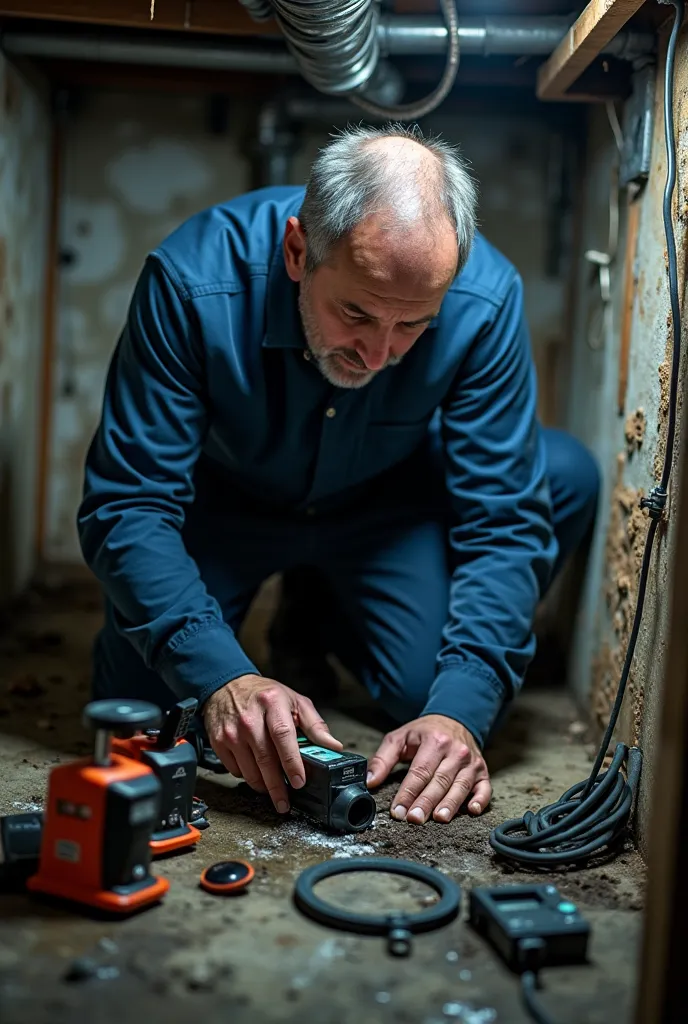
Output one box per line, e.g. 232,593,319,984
359,135,453,229
341,135,458,292
298,122,477,276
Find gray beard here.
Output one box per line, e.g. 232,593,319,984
298,284,402,390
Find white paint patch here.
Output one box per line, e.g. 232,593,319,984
107,140,213,215
12,801,43,812
74,364,110,405
52,400,83,445
61,198,126,285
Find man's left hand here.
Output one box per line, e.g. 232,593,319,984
366,715,491,824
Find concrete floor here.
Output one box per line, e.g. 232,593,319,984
0,576,645,1024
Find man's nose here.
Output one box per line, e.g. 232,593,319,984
355,327,393,371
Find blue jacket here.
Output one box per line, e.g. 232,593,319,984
78,186,557,746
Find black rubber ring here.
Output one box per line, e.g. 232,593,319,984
294,857,461,935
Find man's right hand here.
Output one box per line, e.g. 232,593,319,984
202,674,343,814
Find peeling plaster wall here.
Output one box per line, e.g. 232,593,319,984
0,56,50,601
567,28,688,852
46,91,251,561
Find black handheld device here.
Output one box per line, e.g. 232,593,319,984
469,884,591,1024
288,736,376,833
469,883,590,971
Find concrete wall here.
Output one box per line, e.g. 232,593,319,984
45,91,253,561
46,91,574,561
0,56,50,601
567,26,688,850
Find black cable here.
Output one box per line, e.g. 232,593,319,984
490,0,685,870
521,973,556,1024
350,0,460,120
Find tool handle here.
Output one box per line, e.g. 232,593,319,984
154,698,199,749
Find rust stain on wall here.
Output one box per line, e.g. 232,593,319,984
592,453,649,743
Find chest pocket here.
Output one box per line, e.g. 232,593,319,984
363,418,431,475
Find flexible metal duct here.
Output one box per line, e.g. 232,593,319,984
238,0,382,96
238,0,463,117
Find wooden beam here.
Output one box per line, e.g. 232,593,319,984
634,408,688,1023
0,1,277,37
537,0,647,101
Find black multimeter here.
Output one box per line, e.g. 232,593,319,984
468,884,591,971
288,735,376,833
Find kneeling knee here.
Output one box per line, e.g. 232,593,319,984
549,429,601,523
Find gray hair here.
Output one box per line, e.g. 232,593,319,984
299,122,478,275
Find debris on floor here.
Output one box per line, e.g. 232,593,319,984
0,579,645,1023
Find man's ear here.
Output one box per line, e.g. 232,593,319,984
283,216,308,282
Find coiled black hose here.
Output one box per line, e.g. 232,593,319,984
490,0,685,871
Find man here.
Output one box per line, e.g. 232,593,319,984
78,124,598,827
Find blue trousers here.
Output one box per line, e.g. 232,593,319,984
92,427,599,728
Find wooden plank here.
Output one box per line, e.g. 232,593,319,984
634,418,688,1022
0,1,276,36
617,195,642,413
537,0,648,101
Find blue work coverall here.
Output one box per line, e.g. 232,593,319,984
77,186,599,748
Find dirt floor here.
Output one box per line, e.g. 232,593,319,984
0,575,645,1024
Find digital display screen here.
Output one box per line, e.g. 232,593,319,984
496,898,542,913
300,745,343,762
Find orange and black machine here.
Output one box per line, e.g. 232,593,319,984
112,696,202,855
27,700,172,913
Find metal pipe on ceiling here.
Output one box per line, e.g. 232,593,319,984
380,16,654,59
0,16,655,72
0,32,298,73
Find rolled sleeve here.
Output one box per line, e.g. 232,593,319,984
155,621,257,705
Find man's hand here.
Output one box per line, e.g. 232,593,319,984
203,674,343,814
366,714,491,824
